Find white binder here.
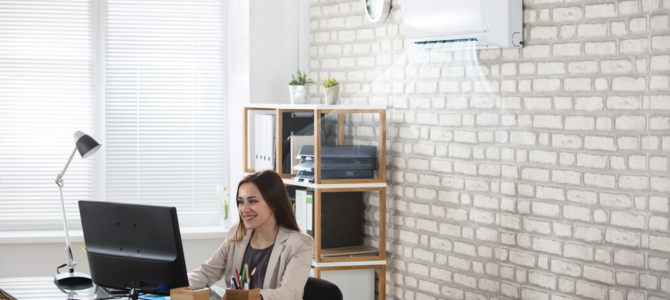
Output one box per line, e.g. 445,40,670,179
306,191,313,236
295,190,307,232
254,114,276,171
294,189,314,235
247,110,274,170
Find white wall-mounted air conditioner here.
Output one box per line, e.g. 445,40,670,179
403,0,523,48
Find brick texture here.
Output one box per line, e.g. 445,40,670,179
309,0,670,299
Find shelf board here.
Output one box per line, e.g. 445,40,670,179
245,103,387,110
321,245,379,258
312,259,386,268
282,178,386,189
315,246,385,265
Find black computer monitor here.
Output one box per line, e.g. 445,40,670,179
79,200,189,299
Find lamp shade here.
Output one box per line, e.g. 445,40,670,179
73,131,101,159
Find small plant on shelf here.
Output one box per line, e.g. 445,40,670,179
288,70,312,104
322,77,340,105
322,78,338,88
289,70,313,85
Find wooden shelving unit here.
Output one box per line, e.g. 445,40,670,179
243,104,387,300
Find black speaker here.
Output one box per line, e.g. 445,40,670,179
319,192,364,249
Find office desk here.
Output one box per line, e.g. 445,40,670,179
0,277,222,300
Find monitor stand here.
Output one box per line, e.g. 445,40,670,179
128,288,141,300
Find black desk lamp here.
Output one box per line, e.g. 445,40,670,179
53,131,101,286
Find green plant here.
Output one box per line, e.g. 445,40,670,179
216,185,229,220
289,70,313,85
322,78,338,88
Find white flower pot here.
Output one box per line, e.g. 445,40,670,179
323,85,340,105
220,217,232,229
289,85,309,104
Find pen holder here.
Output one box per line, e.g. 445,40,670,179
170,287,209,300
225,288,261,300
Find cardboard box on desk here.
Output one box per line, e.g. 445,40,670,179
226,288,261,300
170,287,209,300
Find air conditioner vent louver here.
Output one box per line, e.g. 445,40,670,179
415,39,478,45
403,0,523,49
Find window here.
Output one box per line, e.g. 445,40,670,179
0,0,227,231
0,0,96,230
104,0,227,227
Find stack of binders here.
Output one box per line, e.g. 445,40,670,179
292,145,377,183
254,114,276,171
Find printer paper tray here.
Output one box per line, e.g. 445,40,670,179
295,170,374,181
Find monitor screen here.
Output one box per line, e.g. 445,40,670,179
79,200,189,296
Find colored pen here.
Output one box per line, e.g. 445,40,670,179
230,276,237,289
240,265,246,288
250,267,256,289
235,268,242,289
245,264,250,285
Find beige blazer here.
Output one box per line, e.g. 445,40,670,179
188,224,315,300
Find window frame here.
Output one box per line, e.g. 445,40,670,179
0,0,229,233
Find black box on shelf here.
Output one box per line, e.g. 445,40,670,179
291,188,364,249
320,192,364,249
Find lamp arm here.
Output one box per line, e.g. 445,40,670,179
56,147,78,184
58,183,76,269
55,146,79,271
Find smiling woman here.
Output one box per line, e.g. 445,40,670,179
234,171,302,240
238,182,275,239
187,170,314,300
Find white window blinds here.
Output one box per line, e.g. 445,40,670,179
104,0,227,227
0,0,96,230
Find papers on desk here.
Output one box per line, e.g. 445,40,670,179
139,295,168,300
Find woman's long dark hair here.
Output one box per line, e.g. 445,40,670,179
232,170,301,242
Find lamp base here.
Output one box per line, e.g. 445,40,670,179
54,271,92,287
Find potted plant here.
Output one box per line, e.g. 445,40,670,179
288,70,313,104
216,185,231,228
322,78,340,105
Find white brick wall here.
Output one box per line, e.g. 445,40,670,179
309,0,670,299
